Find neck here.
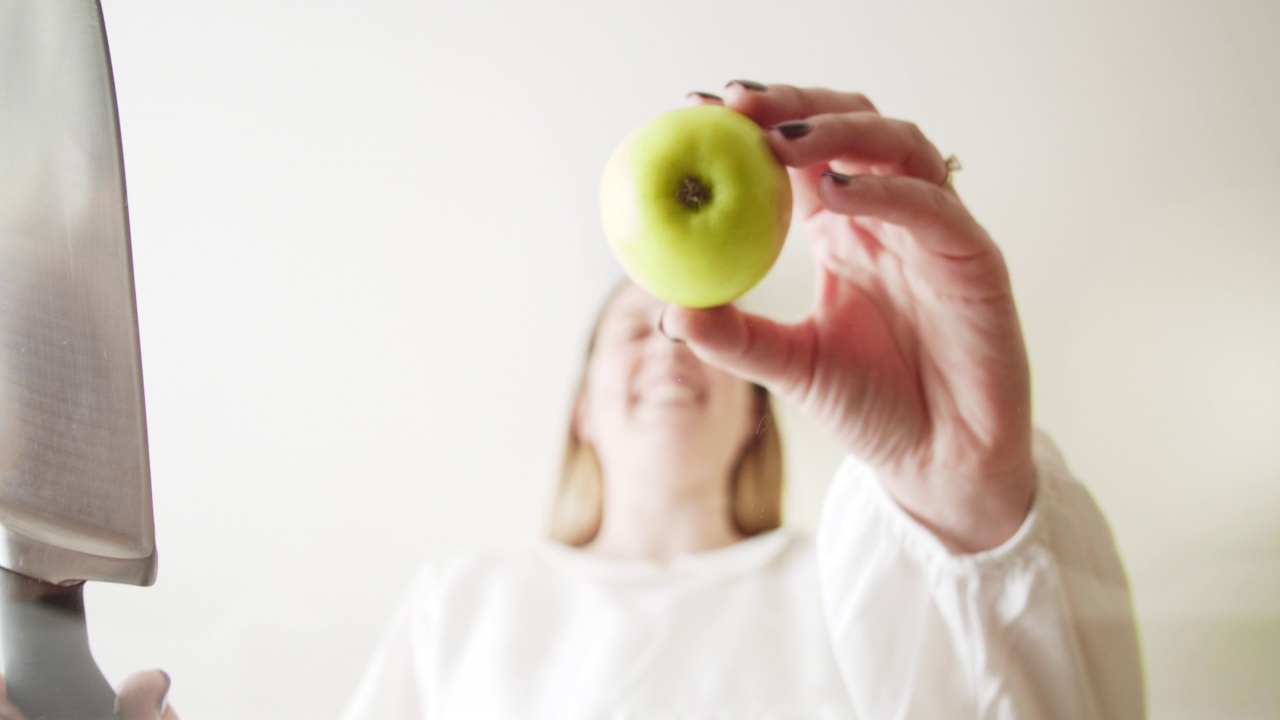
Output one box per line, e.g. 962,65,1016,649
585,462,743,563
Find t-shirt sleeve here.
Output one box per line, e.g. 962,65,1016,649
815,430,1146,720
340,566,438,720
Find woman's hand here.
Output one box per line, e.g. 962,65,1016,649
0,670,177,720
665,82,1035,553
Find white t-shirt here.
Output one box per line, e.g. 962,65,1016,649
342,433,1144,719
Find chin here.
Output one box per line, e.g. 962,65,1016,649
635,421,714,452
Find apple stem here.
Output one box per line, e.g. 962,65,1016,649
677,176,710,210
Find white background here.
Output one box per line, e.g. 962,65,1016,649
30,0,1280,717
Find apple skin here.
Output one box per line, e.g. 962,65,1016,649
600,104,792,309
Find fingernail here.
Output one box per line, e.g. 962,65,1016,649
157,669,172,715
658,307,686,344
822,170,854,184
687,91,722,103
773,120,812,139
726,79,768,92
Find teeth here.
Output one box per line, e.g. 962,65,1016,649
649,385,697,403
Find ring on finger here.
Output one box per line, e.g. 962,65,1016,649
942,154,962,190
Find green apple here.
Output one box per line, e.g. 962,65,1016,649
600,104,792,308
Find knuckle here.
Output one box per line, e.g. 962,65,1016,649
916,183,976,241
833,111,869,139
988,242,1013,279
733,89,771,118
896,123,942,181
903,121,928,147
920,182,955,218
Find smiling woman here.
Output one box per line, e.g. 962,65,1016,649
569,283,779,561
340,281,853,716
549,281,785,550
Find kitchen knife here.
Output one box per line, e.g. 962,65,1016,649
0,0,157,716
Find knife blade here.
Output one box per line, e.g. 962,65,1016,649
0,0,157,715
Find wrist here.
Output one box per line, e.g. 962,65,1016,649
880,451,1037,554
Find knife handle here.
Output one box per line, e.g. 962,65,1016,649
1,569,116,720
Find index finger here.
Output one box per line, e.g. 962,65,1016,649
816,172,1010,300
722,81,878,127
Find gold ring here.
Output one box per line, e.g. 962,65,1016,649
942,154,962,189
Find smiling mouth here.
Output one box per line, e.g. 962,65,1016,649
638,383,703,406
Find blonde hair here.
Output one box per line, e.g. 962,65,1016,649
548,283,785,546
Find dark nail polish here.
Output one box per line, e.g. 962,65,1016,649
687,91,723,103
822,170,854,184
726,79,768,92
773,120,812,139
658,307,686,344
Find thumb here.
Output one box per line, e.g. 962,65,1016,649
660,303,813,401
0,675,30,720
116,670,176,720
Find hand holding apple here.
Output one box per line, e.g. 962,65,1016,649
600,104,792,308
662,82,1036,554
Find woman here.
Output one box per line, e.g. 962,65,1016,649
5,81,1145,719
342,279,853,716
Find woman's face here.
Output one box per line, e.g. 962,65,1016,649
577,284,758,477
